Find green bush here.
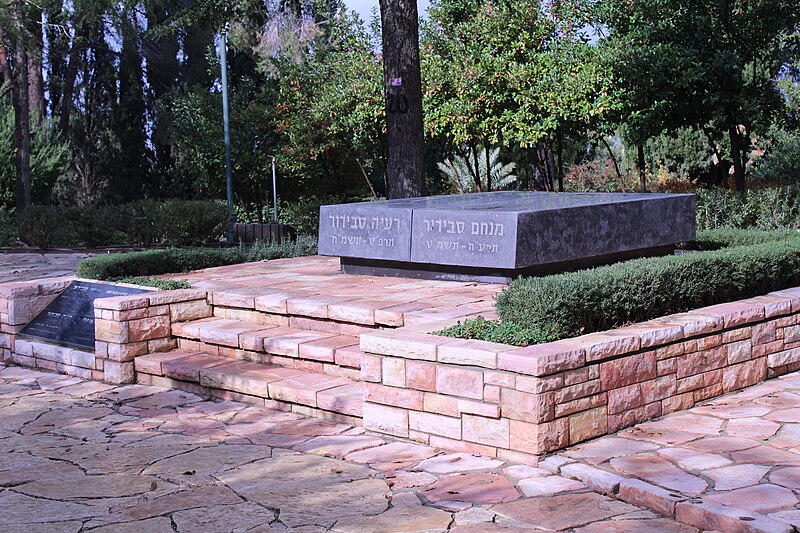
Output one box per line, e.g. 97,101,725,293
17,199,227,248
115,277,192,290
0,209,17,247
752,127,800,183
437,317,557,345
696,186,800,230
495,236,800,341
77,236,318,280
158,200,228,246
686,228,800,250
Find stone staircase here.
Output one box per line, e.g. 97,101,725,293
124,258,500,426
135,317,368,424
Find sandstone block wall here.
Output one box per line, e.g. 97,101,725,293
360,288,800,459
0,277,212,384
94,289,212,383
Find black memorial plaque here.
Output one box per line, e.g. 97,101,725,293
20,281,150,350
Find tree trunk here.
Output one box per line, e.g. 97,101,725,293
10,1,32,222
637,143,647,192
485,141,492,192
601,136,625,192
379,0,425,199
728,124,746,193
557,129,564,192
534,139,557,192
0,28,11,87
26,6,45,121
59,40,80,135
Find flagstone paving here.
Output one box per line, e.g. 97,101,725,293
0,364,696,532
558,372,800,531
0,252,96,283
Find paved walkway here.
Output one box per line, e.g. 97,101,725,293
0,364,696,532
0,252,95,283
562,372,800,530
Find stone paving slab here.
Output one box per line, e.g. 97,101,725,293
0,364,695,532
0,252,96,283
558,372,800,531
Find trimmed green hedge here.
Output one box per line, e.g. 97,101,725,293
496,235,800,342
78,237,318,280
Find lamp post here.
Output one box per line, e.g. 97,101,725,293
220,30,235,243
270,155,278,223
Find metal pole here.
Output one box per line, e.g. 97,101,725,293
220,31,235,243
271,156,278,223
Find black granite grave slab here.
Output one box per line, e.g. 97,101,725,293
20,281,150,350
319,192,696,283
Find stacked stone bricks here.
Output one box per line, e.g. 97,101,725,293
94,289,212,383
360,288,800,461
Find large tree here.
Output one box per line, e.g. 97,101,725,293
422,0,617,191
600,0,800,192
379,0,425,198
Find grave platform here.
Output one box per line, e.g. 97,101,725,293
3,256,800,467
319,192,696,282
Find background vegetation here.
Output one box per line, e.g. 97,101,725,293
0,0,797,247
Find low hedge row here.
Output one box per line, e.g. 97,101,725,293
495,235,800,342
78,237,318,280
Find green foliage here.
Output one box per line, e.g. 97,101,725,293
155,200,229,246
278,195,343,235
77,236,318,280
0,209,18,247
643,128,714,181
599,0,800,189
438,145,517,193
689,228,800,249
0,101,71,211
17,200,228,248
436,316,556,346
423,0,618,148
753,127,800,183
272,8,384,197
114,277,192,290
696,186,800,230
496,235,800,341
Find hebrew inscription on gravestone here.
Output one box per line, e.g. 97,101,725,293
319,191,696,283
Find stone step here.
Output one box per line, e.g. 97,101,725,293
135,349,364,420
172,318,362,366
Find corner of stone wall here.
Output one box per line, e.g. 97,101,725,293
94,289,211,384
0,277,75,366
359,289,800,459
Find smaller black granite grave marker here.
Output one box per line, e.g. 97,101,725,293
20,281,150,350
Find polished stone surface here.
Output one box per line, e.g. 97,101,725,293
319,192,696,281
21,281,149,349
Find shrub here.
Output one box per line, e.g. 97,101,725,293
115,277,192,290
78,235,318,280
0,209,17,247
752,127,800,183
436,317,556,345
686,228,800,250
17,199,228,248
158,199,228,246
18,205,80,248
696,186,800,230
496,236,800,341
